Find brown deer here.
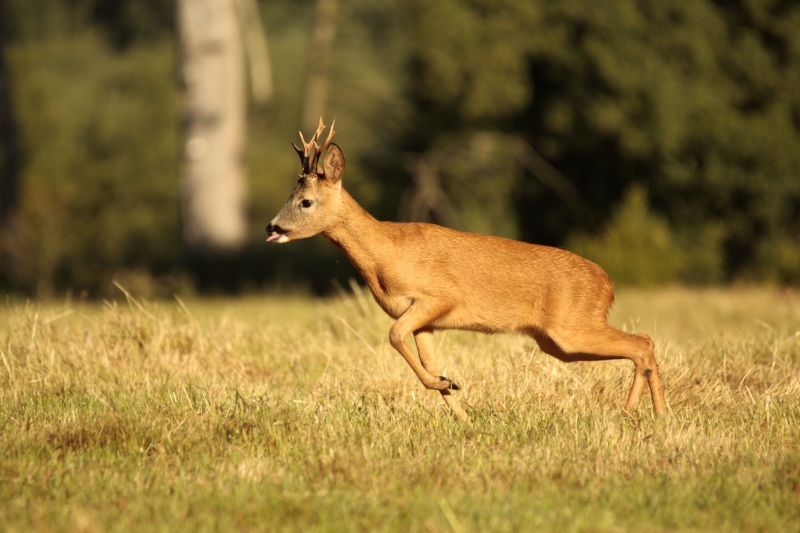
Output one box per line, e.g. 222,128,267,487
266,119,666,420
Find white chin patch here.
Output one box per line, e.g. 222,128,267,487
277,235,290,244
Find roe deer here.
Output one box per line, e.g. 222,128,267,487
266,119,666,420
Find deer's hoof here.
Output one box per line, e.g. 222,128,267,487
438,376,460,391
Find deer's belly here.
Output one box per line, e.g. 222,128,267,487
430,301,534,334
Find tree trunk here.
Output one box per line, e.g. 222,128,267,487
302,0,339,132
235,0,273,106
176,0,247,251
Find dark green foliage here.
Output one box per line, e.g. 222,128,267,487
1,0,799,294
89,0,175,48
4,34,181,294
567,185,726,285
404,0,800,282
426,0,800,284
2,0,174,46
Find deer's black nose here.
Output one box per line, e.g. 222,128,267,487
266,223,287,235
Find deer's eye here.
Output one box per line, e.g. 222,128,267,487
300,199,313,209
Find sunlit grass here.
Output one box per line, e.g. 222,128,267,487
1,286,799,532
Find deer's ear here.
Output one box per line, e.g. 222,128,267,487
323,144,345,183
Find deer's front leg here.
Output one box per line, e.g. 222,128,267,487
389,302,458,391
414,328,469,421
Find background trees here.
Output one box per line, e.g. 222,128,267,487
401,0,800,283
0,0,798,296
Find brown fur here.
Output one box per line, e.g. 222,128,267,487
267,136,666,420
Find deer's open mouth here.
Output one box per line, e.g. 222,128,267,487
266,224,290,243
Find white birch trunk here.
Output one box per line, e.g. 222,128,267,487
177,0,247,250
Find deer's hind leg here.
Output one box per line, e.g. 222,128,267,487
533,326,666,415
414,328,469,421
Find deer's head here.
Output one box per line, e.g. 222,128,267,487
266,119,345,243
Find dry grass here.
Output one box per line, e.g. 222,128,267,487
1,286,799,532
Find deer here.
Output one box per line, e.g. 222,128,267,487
266,119,666,421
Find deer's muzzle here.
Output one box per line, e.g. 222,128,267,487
266,223,289,243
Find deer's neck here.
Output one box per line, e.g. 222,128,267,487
322,190,389,281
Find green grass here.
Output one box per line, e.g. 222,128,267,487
1,286,800,532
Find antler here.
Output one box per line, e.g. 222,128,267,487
310,118,336,172
291,117,336,175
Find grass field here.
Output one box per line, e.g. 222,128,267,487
1,285,800,532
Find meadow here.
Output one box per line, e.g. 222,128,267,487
1,285,799,532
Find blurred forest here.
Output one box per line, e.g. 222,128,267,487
0,0,799,297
